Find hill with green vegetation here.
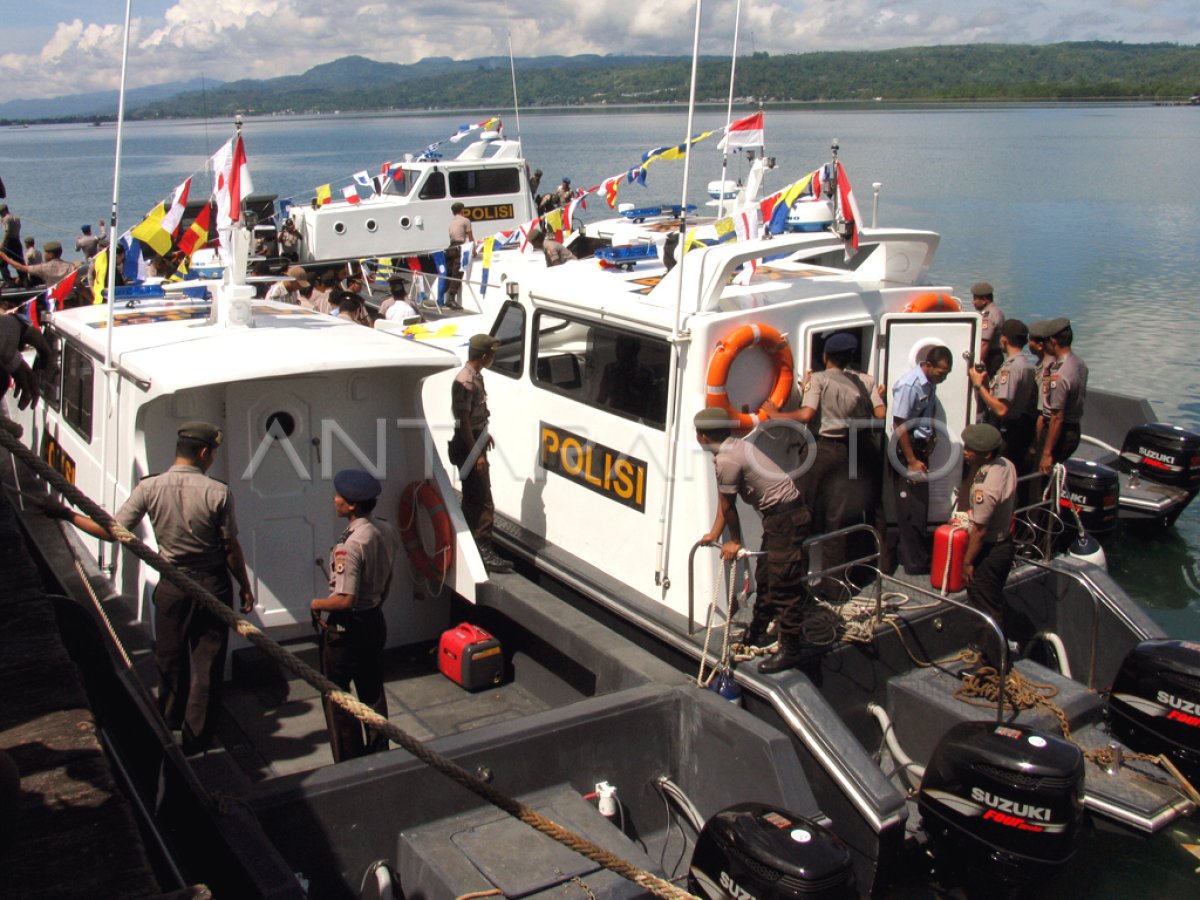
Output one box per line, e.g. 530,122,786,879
9,42,1200,123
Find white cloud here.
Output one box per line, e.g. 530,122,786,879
2,1,1199,102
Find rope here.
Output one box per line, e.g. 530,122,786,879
0,418,697,900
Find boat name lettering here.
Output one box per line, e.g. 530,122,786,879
970,787,1051,821
539,422,647,512
465,204,515,222
40,434,76,485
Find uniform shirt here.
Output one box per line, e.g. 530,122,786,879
984,352,1037,422
542,238,574,267
979,302,1005,347
24,246,42,266
379,296,420,321
76,234,100,258
452,363,489,433
713,437,800,514
967,458,1017,542
329,516,402,610
26,258,74,287
802,367,878,439
891,364,938,443
448,214,472,245
1043,352,1088,424
1034,355,1053,414
264,280,303,305
115,464,237,568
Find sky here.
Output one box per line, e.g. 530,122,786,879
3,1,1199,102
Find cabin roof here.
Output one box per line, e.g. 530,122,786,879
49,299,459,393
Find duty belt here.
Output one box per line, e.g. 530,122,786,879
763,497,804,516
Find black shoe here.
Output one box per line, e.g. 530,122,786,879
757,635,809,674
736,618,774,649
480,548,513,574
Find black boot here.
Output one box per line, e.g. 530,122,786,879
757,633,807,674
478,544,513,574
737,613,775,649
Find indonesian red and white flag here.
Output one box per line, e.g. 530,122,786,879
732,207,763,285
718,112,765,151
46,266,81,313
836,161,862,253
210,134,253,230
341,185,361,205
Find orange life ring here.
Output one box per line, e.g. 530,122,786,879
398,480,454,579
903,291,960,313
705,323,794,430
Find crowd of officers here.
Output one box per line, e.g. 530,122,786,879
695,282,1087,675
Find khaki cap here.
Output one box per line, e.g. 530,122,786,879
178,421,222,448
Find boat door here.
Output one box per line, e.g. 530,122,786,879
878,313,979,521
224,378,325,639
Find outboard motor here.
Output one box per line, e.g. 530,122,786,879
688,803,855,900
1107,639,1200,782
1119,423,1200,492
918,722,1085,894
1061,458,1119,539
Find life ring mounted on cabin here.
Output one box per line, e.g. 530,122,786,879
903,291,960,313
398,480,454,580
705,323,795,430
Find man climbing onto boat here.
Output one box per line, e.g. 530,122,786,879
45,422,255,755
310,469,401,762
694,408,815,673
450,333,513,574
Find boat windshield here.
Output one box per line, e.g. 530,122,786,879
382,168,421,197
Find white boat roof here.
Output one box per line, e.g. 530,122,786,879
49,298,460,395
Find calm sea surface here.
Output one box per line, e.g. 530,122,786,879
3,105,1199,894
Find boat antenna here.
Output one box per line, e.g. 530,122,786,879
716,0,744,220
98,0,135,573
504,16,522,148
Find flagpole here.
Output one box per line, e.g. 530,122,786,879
97,0,134,574
716,0,743,220
655,0,704,592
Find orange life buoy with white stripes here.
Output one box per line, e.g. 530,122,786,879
705,323,794,430
903,291,960,313
398,480,454,579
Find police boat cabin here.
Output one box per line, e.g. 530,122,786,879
9,232,488,655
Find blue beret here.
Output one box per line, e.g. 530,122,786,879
824,333,858,354
334,469,381,503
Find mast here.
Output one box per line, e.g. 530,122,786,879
716,0,744,220
97,0,135,573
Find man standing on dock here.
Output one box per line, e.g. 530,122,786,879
695,408,815,674
46,422,255,755
310,469,401,763
450,334,513,574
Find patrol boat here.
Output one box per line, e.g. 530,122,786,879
417,166,1200,894
2,223,869,898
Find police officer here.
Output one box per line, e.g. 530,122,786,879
1033,318,1088,475
764,332,886,583
49,422,254,754
695,408,815,674
451,334,513,574
890,346,954,576
310,469,401,763
969,318,1037,473
956,423,1018,672
971,282,1005,375
445,202,474,310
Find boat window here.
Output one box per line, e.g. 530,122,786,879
489,301,526,379
382,168,419,197
533,312,669,429
798,243,877,271
39,330,62,412
809,326,875,374
61,343,94,442
418,171,446,200
449,168,521,198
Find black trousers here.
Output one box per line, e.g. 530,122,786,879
966,540,1016,668
998,416,1036,477
802,437,880,577
153,565,232,749
322,605,389,763
893,470,931,575
444,242,463,305
461,455,495,547
752,503,813,636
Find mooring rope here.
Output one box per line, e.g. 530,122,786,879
0,418,697,900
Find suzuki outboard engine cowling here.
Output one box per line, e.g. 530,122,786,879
1108,639,1200,782
918,721,1085,891
1061,458,1119,538
688,803,855,900
1119,423,1200,491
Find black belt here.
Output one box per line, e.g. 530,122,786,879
817,434,849,444
763,498,804,516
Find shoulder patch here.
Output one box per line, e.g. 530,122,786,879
974,489,985,505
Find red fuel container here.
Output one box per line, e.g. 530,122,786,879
438,622,503,690
931,524,969,593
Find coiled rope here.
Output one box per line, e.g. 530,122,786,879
0,418,697,900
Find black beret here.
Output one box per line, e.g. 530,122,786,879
824,333,858,354
334,469,381,503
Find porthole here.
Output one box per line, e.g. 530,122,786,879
399,216,412,229
365,219,378,232
333,221,346,235
265,411,296,438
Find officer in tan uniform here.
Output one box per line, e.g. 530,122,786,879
970,318,1037,473
50,421,254,754
444,202,474,309
764,332,886,583
956,423,1017,672
310,469,401,762
1033,317,1088,475
971,282,1006,375
450,333,513,573
696,408,815,674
